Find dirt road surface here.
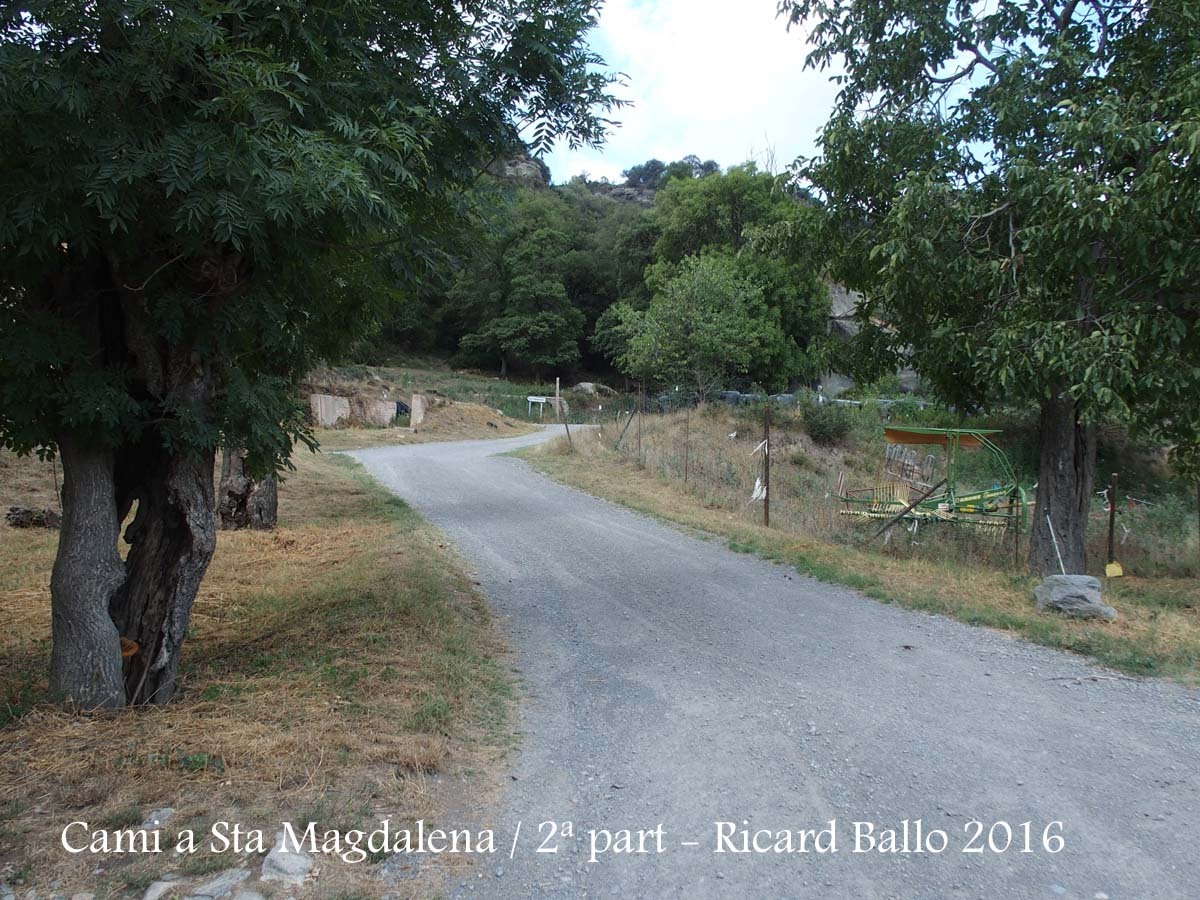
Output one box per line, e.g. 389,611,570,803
352,430,1200,899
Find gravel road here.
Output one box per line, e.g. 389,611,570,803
352,429,1200,899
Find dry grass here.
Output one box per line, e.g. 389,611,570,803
527,408,1200,682
303,360,620,424
0,449,61,512
0,449,515,896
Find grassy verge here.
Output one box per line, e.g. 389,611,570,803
0,449,514,896
524,437,1200,682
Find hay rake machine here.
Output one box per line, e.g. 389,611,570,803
840,426,1029,533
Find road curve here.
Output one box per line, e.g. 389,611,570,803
352,429,1200,900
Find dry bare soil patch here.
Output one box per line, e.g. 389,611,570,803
0,448,514,896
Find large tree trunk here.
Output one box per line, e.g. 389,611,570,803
218,447,278,530
109,435,217,705
45,254,235,709
49,437,128,708
1029,392,1097,576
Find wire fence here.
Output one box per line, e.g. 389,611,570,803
572,404,1197,577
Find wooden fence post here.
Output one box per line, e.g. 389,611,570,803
637,392,643,466
684,405,690,485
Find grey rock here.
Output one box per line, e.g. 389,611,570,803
1034,575,1117,621
184,869,249,900
142,884,176,900
231,893,265,900
70,895,95,900
259,830,313,885
1,888,14,900
140,808,175,830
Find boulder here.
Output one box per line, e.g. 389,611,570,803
410,393,448,427
141,883,175,900
1034,575,1117,621
573,382,617,396
183,869,249,900
260,829,313,886
308,393,350,428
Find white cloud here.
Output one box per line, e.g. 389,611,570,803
542,0,841,184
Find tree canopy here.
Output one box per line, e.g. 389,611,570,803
600,164,829,391
0,0,620,707
781,0,1200,573
610,254,775,400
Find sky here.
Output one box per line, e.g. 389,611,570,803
542,0,843,185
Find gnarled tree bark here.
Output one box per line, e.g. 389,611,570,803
218,447,278,530
46,253,235,708
1028,391,1097,576
108,363,218,704
49,437,127,708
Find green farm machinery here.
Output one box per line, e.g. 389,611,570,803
840,426,1029,533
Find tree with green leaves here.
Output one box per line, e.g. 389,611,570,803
608,254,777,399
648,165,830,388
622,158,668,189
781,0,1200,574
0,1,619,708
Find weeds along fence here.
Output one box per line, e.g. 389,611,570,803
568,404,1198,578
443,388,639,424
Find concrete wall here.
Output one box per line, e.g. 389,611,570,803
410,393,428,427
309,393,351,428
354,398,397,427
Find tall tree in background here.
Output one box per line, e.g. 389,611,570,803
781,0,1200,574
622,158,668,188
647,165,829,388
451,189,587,376
0,0,620,708
611,255,774,400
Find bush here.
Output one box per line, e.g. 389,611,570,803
803,402,853,446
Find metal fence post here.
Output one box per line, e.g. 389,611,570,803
763,402,770,528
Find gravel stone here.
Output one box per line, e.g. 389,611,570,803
352,429,1200,898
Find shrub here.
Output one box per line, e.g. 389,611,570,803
803,402,853,446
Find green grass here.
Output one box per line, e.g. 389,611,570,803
94,806,144,830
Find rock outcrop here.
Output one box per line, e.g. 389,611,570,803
1034,575,1118,621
